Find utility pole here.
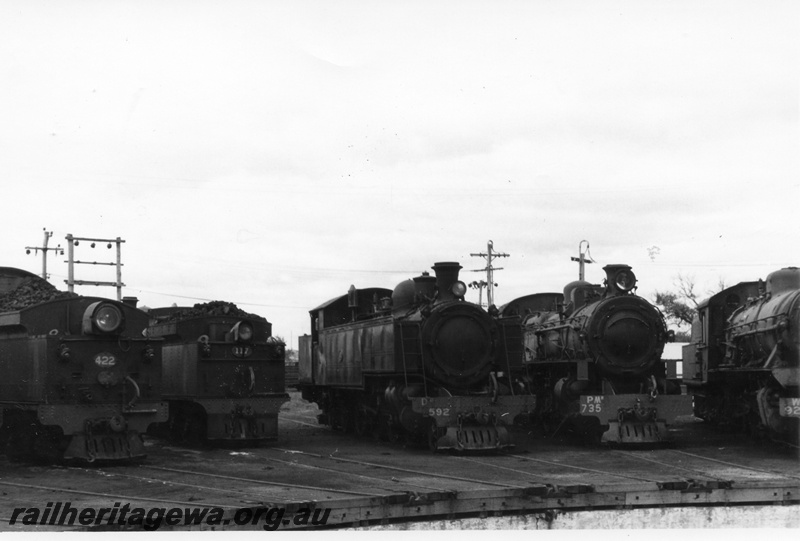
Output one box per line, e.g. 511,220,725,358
25,228,63,280
470,240,509,307
570,240,594,281
468,280,488,307
64,234,126,300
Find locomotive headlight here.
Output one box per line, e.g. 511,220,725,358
451,281,468,298
82,302,125,335
230,320,254,343
614,270,637,292
142,345,156,362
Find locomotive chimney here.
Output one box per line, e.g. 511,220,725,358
122,296,139,308
432,262,462,301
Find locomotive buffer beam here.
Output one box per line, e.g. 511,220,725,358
411,395,536,451
578,394,693,444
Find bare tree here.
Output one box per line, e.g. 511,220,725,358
653,273,727,333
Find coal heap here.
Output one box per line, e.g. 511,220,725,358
0,276,78,312
157,301,262,322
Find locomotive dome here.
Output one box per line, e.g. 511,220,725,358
391,272,436,312
766,267,800,295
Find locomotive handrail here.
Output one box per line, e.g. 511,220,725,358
124,375,141,408
728,318,790,334
398,323,411,389
532,323,579,334
499,323,515,396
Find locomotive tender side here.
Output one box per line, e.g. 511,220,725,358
503,264,691,444
682,267,800,442
298,262,536,451
147,303,289,443
0,267,167,462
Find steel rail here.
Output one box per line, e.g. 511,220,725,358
65,466,261,501
279,416,324,429
271,447,527,488
668,449,800,481
139,465,383,497
0,479,234,509
452,456,554,480
260,455,444,493
507,454,661,482
609,450,726,482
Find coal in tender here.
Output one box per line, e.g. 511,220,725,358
155,301,261,322
0,276,77,312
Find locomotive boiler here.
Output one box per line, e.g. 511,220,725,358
147,302,288,444
501,264,691,444
0,267,167,462
682,267,799,442
297,262,536,451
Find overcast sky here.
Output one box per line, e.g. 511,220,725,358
1,0,797,344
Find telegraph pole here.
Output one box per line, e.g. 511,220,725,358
64,234,126,300
25,228,63,280
470,240,509,307
570,240,594,281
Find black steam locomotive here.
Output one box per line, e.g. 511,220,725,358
0,267,167,462
682,267,799,443
147,302,288,444
297,262,536,451
500,264,692,444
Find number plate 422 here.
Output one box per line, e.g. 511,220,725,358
94,353,117,367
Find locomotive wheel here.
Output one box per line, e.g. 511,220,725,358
353,408,371,437
6,430,35,462
330,408,348,432
340,409,354,434
33,426,68,463
2,413,36,462
427,420,441,452
385,422,404,445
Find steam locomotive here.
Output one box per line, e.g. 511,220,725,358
500,264,692,444
682,267,799,443
297,262,536,451
0,267,167,462
146,302,288,444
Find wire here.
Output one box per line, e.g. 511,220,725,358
125,288,309,309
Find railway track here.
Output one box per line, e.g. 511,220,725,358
1,395,798,531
